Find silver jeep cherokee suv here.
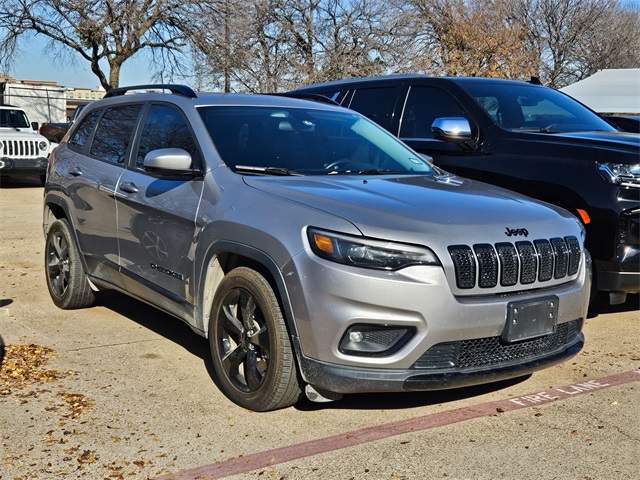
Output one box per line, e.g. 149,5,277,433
43,85,591,411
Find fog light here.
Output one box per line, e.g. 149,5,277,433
339,324,414,356
349,331,364,343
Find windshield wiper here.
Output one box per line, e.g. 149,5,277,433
328,169,414,175
234,165,302,176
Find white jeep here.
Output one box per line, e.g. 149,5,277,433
0,104,53,185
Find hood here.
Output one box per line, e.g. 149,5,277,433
540,130,640,152
0,128,48,140
244,174,581,247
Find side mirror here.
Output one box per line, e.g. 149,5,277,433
144,148,194,175
431,117,477,151
31,121,39,131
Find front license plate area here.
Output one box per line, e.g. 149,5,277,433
502,296,558,343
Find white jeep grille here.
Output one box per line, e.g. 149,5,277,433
1,139,44,158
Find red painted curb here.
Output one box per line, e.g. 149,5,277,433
154,369,640,480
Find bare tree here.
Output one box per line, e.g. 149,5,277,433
392,0,538,78
195,0,394,92
0,0,217,91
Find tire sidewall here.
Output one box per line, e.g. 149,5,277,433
209,267,296,411
45,219,93,309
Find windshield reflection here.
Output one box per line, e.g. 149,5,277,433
199,106,436,175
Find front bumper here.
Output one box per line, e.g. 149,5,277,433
284,246,591,393
0,157,49,175
295,327,584,393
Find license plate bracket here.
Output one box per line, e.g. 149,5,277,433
502,296,558,343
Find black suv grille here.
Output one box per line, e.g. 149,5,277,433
448,236,581,290
413,320,581,370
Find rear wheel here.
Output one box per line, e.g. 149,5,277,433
209,267,302,411
45,219,95,309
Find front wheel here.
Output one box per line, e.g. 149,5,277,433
45,219,95,309
209,267,302,411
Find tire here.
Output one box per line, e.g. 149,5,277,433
45,219,95,309
209,267,302,411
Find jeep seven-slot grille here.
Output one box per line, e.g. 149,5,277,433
0,139,43,158
413,319,581,370
448,236,581,290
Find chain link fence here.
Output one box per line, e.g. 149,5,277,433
0,84,67,125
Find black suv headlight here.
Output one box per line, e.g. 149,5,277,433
598,162,640,187
307,227,440,270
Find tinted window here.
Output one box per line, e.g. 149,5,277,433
136,104,200,169
70,109,101,150
399,87,469,139
346,87,396,130
90,105,142,164
461,83,616,133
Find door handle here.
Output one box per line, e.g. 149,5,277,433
69,166,82,176
119,182,139,194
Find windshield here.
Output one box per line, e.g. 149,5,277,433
199,106,436,175
461,83,616,134
0,108,30,128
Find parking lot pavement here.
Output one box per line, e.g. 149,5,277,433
1,178,639,480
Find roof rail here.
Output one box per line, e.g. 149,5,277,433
104,84,197,99
266,92,340,106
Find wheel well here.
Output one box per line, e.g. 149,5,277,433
200,251,288,338
43,202,67,235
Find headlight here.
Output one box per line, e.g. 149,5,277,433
307,227,440,270
38,140,48,151
598,162,640,187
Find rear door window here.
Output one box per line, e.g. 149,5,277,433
90,105,142,165
346,87,397,131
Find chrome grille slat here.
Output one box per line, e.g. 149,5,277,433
449,236,581,290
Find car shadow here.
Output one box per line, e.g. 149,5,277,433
92,290,536,411
588,293,639,318
93,290,213,371
0,176,43,188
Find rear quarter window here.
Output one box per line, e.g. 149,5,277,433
70,109,101,150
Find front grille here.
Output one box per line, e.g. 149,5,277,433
0,139,43,158
449,236,581,290
413,320,581,370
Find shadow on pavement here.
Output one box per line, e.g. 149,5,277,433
0,176,43,188
91,290,537,411
588,293,639,318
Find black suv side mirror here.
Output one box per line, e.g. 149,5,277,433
431,117,478,151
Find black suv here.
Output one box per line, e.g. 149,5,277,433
294,75,640,304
